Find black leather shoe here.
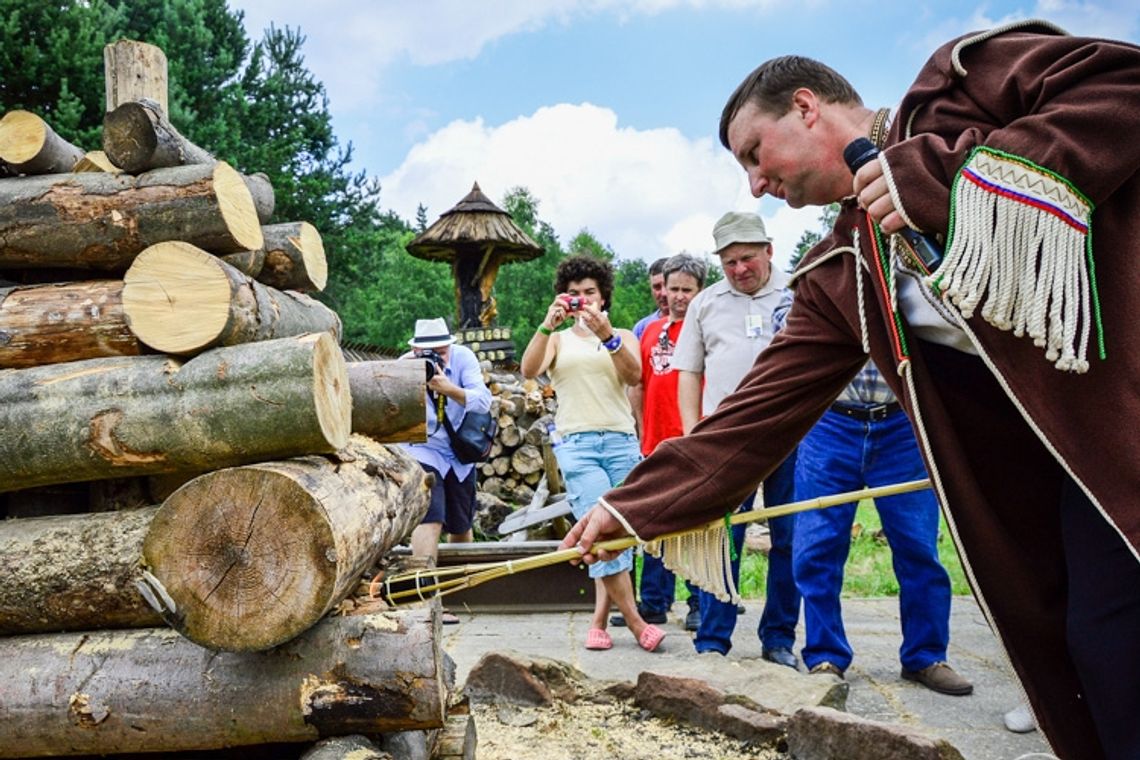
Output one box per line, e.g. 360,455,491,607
762,646,799,670
684,608,701,631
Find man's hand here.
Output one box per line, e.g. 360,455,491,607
559,504,630,564
853,158,905,235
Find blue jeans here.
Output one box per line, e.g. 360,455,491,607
695,452,799,655
554,431,641,580
794,408,950,672
639,554,698,615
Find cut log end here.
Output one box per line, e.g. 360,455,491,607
122,241,232,354
144,467,340,651
297,221,328,291
313,331,352,450
0,110,47,165
214,161,264,251
102,101,159,171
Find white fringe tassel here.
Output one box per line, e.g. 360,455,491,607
647,523,740,604
931,148,1093,373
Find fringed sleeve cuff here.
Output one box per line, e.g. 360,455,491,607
930,146,1102,373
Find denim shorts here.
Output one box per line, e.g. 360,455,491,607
554,430,641,579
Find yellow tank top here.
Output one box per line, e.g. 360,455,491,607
548,328,636,436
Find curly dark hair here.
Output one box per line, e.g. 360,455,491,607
554,254,615,310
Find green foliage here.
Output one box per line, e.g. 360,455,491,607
734,500,969,599
790,203,840,271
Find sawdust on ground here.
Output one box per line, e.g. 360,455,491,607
470,699,783,760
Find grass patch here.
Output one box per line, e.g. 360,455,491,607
678,499,970,601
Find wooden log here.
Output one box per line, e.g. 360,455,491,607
511,444,544,475
0,279,143,368
220,246,266,277
491,456,511,476
0,332,351,492
254,221,328,292
348,360,426,443
103,98,214,172
434,714,477,760
141,435,429,651
0,110,85,174
104,39,168,115
0,507,163,634
302,735,392,760
498,422,521,448
72,149,123,173
0,610,449,758
0,161,263,271
122,240,341,355
246,171,276,223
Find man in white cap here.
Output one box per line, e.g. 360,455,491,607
669,211,800,665
401,317,491,622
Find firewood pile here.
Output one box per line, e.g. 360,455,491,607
0,40,473,760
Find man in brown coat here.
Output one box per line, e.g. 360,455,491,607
563,21,1140,760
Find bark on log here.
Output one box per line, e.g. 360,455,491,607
141,435,429,651
73,150,123,173
0,332,351,492
246,171,276,223
254,221,328,292
0,161,263,271
103,98,214,172
0,610,449,758
220,247,265,277
348,360,427,442
0,110,85,175
122,241,341,355
0,280,143,368
104,39,168,115
0,507,163,634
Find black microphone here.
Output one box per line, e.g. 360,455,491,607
844,137,943,274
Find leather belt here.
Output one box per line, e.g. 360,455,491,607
830,401,901,422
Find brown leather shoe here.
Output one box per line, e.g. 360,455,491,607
808,661,845,679
901,662,973,696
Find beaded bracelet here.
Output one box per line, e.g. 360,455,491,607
602,334,622,353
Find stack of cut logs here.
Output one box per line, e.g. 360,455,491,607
0,41,472,760
477,370,562,506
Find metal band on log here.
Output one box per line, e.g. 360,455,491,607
122,241,341,356
0,110,85,175
0,161,263,271
0,507,163,634
348,360,427,442
0,611,448,758
0,332,351,492
141,435,429,651
0,280,143,368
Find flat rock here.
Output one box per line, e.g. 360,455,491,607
634,672,785,743
463,650,588,706
786,706,965,760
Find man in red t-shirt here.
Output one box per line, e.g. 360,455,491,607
618,253,707,630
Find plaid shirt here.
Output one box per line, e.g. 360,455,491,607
835,361,896,407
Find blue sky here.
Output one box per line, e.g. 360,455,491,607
231,1,1140,271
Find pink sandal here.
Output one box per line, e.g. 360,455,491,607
585,628,613,650
638,624,666,652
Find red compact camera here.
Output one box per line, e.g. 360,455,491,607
559,295,586,311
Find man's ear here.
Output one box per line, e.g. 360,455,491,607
791,88,821,127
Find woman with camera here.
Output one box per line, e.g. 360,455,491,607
521,255,665,652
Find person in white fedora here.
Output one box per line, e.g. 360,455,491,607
401,317,491,623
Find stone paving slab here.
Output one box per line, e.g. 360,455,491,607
440,596,1055,760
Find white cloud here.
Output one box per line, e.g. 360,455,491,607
379,102,812,265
